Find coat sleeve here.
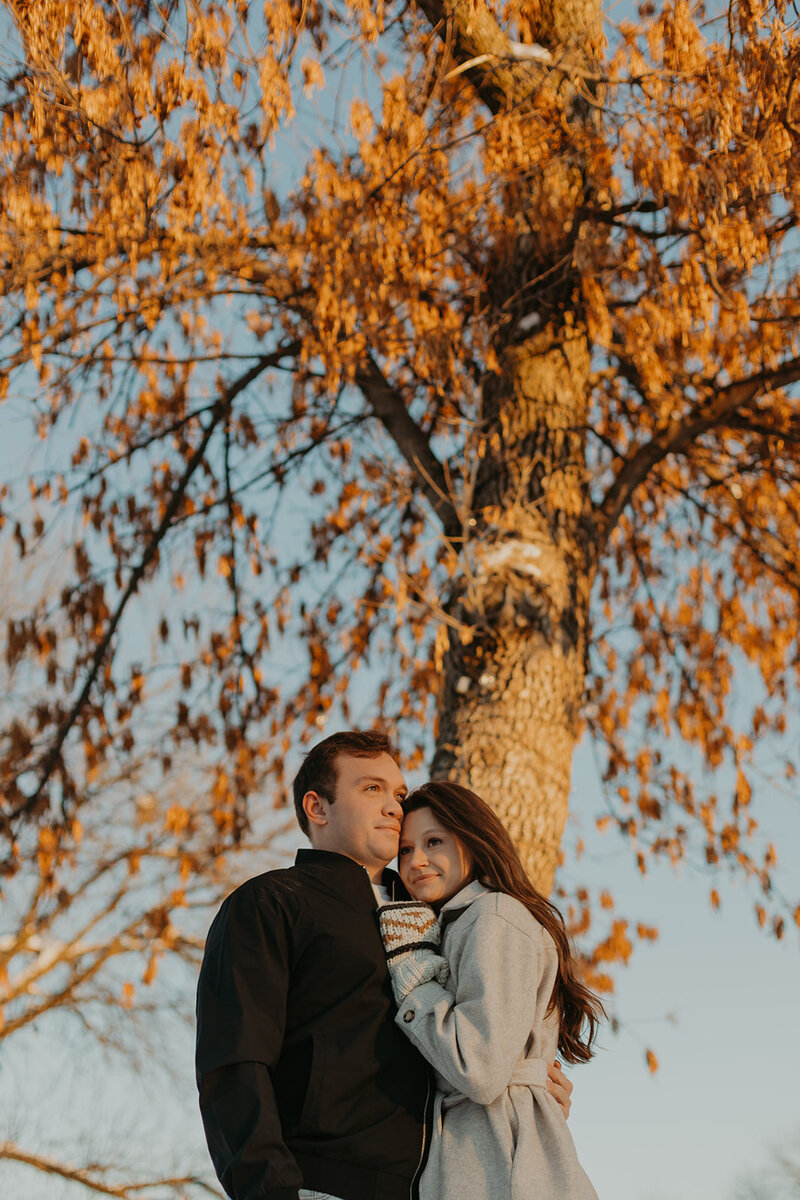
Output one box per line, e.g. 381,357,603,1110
195,882,302,1200
393,907,542,1106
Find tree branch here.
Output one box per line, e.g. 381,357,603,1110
413,0,528,113
0,1143,221,1198
5,343,300,833
595,356,800,549
354,355,460,536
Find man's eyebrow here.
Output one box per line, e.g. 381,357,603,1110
355,775,407,791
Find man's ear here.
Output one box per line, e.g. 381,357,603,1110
302,791,329,830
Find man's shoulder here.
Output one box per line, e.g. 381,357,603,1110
223,863,306,908
209,864,309,932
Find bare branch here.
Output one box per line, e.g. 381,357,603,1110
5,342,300,833
355,355,460,536
595,356,800,549
0,1142,222,1199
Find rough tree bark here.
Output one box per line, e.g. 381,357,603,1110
425,0,602,892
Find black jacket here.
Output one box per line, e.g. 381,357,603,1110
196,850,429,1200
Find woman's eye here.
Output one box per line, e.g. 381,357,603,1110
398,846,410,856
426,837,441,847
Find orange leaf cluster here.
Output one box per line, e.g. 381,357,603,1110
0,0,798,973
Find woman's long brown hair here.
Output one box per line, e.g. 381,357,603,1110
403,781,604,1064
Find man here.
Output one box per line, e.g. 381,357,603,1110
196,730,573,1200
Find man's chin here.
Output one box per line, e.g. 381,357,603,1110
370,835,399,866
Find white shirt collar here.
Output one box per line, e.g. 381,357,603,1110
372,881,392,905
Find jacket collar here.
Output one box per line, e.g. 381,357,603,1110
439,879,494,926
294,849,409,900
295,848,366,872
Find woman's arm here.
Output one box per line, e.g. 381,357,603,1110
393,907,542,1106
378,901,451,1001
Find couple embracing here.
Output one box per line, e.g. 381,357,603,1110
196,730,603,1200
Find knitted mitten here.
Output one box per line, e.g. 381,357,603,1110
377,902,450,1004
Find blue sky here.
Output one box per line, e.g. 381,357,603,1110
560,741,800,1200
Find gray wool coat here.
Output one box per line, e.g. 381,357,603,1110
395,881,599,1200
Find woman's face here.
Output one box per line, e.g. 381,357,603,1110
398,806,474,907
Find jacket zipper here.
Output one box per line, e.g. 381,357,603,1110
368,862,430,1199
410,1068,432,1200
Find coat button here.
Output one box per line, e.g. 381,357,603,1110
403,1009,415,1023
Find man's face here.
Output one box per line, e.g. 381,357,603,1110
306,752,407,875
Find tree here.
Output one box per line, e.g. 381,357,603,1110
734,1130,800,1200
0,0,798,955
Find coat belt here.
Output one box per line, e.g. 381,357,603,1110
509,1057,549,1089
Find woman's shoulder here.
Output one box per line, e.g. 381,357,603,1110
469,888,546,942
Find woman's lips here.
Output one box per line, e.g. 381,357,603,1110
412,873,438,884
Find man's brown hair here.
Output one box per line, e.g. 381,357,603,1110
292,730,395,836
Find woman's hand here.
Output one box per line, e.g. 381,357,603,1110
377,902,450,1004
547,1060,573,1119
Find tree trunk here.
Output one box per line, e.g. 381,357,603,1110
424,0,602,894
433,324,592,895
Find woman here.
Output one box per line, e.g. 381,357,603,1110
378,781,603,1200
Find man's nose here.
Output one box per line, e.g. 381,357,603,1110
384,795,404,819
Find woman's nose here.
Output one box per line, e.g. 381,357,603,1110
409,846,428,868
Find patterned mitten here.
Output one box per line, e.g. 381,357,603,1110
378,902,450,1004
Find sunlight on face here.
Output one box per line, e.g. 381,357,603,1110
398,807,473,908
305,752,407,878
